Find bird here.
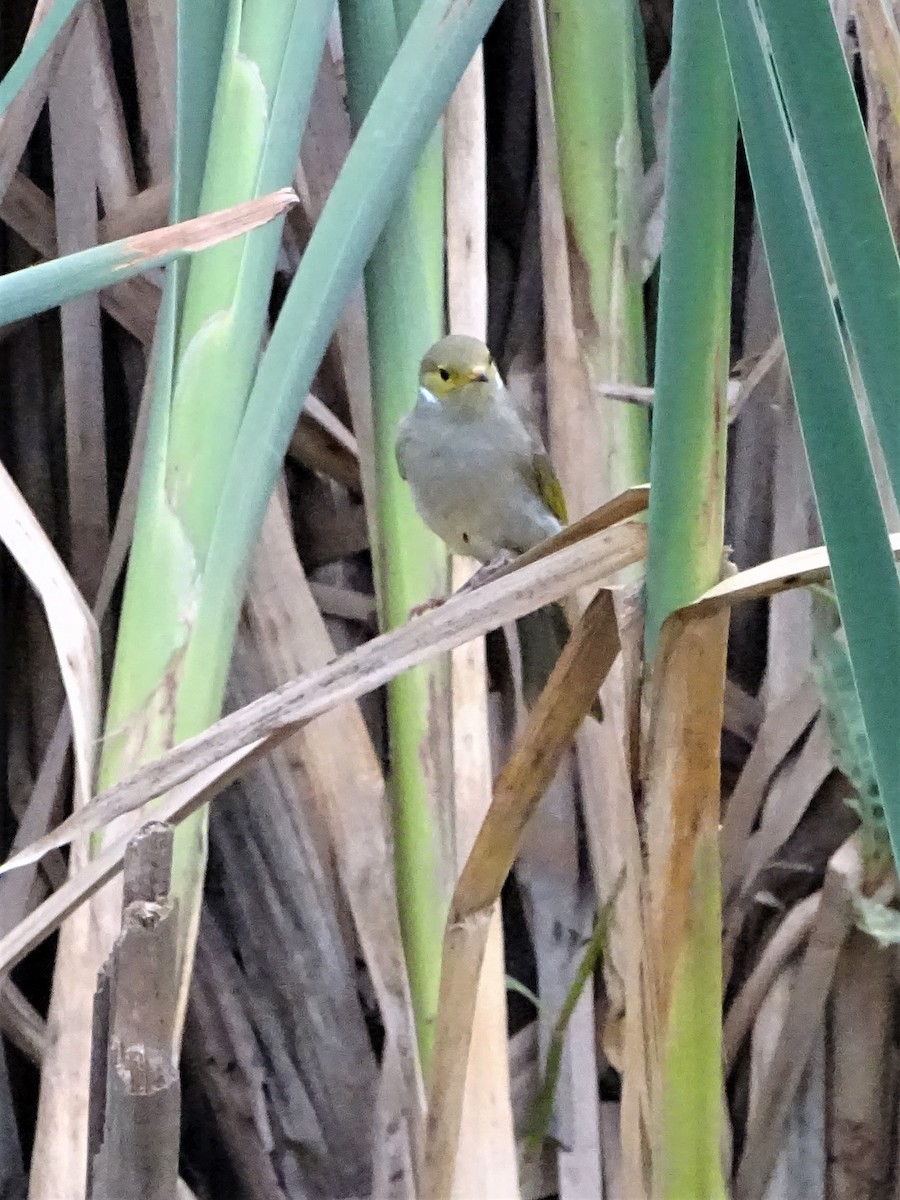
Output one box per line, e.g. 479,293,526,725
395,333,602,720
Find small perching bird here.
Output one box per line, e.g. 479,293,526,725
396,334,567,562
396,333,601,719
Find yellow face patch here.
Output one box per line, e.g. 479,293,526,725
418,334,498,402
420,363,468,397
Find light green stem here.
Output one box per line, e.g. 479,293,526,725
546,0,650,496
339,0,450,1074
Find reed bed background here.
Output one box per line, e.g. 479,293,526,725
0,0,899,1198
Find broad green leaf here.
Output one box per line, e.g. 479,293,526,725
756,0,900,500
717,0,900,876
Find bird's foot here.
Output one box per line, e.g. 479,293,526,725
409,596,447,619
457,551,516,593
409,552,517,617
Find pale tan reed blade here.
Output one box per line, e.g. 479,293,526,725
0,462,99,809
0,513,646,878
445,42,519,1200
0,524,645,984
34,27,113,1188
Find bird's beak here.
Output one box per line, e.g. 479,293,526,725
469,368,490,383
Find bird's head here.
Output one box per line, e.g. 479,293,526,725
419,334,501,411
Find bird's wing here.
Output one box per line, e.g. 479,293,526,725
522,450,568,524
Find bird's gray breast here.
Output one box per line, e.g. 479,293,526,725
396,394,561,560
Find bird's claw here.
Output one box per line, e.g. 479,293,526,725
457,551,516,593
409,596,446,619
408,552,516,618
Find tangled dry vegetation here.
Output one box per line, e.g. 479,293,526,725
0,1,899,1198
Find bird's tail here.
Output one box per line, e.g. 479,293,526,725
516,602,604,723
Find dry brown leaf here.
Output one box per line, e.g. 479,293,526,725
643,604,729,1062
288,394,361,490
0,521,644,991
746,963,824,1200
0,745,258,977
4,492,894,997
0,506,645,878
34,45,109,1189
247,488,421,1186
4,496,894,885
99,181,170,243
424,588,621,1200
124,0,174,182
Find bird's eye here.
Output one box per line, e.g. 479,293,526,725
438,367,451,382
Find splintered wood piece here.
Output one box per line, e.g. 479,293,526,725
87,823,180,1200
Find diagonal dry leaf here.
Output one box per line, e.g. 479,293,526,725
424,588,621,1200
7,503,899,896
3,488,897,991
99,181,170,243
0,527,644,1010
0,570,623,1068
4,488,890,1011
0,508,646,877
0,460,99,808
